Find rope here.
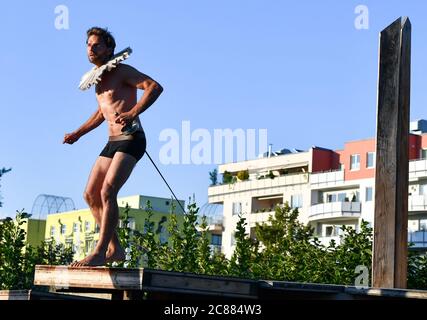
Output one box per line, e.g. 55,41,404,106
145,151,186,214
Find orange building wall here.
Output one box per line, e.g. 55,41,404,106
339,139,376,181
337,134,421,181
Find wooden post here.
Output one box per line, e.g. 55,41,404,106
373,17,411,288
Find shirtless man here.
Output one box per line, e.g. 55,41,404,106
63,27,163,266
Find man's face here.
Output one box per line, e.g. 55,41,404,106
86,35,111,66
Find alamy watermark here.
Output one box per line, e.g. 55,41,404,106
354,265,369,289
159,121,268,165
54,4,69,30
354,5,369,30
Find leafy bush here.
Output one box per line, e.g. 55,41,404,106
222,171,233,184
237,170,249,181
0,210,73,290
3,201,427,290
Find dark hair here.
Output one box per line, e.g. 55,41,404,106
86,27,116,58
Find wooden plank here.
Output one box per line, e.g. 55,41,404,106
373,16,411,289
33,265,258,299
0,290,30,300
144,269,258,298
258,281,427,300
34,265,143,290
345,287,427,300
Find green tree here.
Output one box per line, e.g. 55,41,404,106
196,215,212,274
0,210,34,289
136,201,160,268
253,204,329,282
158,202,184,271
0,210,73,290
229,214,255,278
331,221,373,285
209,169,218,186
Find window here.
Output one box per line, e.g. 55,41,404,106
291,194,303,208
324,225,344,237
421,149,427,159
128,218,136,230
60,224,66,235
420,219,427,231
50,226,56,237
85,240,93,253
73,223,79,233
325,226,334,237
420,184,427,196
231,233,236,246
232,202,242,216
366,187,373,202
337,193,346,202
327,194,337,203
350,154,360,170
211,234,222,246
85,221,90,232
366,152,375,168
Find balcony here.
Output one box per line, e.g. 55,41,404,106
315,236,341,247
409,195,427,212
310,170,344,189
409,159,427,181
308,202,361,221
408,231,427,248
248,211,275,226
208,173,309,199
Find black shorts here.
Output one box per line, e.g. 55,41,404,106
99,131,147,162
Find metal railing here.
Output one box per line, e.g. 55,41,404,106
308,202,361,220
408,231,427,248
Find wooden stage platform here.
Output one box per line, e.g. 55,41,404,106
27,265,427,300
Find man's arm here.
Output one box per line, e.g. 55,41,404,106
63,107,104,144
115,65,163,126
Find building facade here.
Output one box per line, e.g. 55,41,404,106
208,120,427,258
44,195,185,260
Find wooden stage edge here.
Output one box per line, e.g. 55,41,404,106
29,265,427,300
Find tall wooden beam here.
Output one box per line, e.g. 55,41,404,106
373,17,411,289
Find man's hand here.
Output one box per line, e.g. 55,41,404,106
115,111,136,126
63,132,80,144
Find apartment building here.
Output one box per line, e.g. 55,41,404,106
208,119,427,258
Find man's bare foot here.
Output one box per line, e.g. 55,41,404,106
71,252,106,267
106,247,126,264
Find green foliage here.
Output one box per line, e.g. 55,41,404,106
209,169,218,186
114,201,427,289
4,200,427,290
408,250,427,290
229,214,255,278
222,171,233,184
196,216,211,274
174,202,200,273
0,210,33,289
0,210,73,290
331,222,373,285
237,170,249,181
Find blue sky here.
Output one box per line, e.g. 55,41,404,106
1,1,427,218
